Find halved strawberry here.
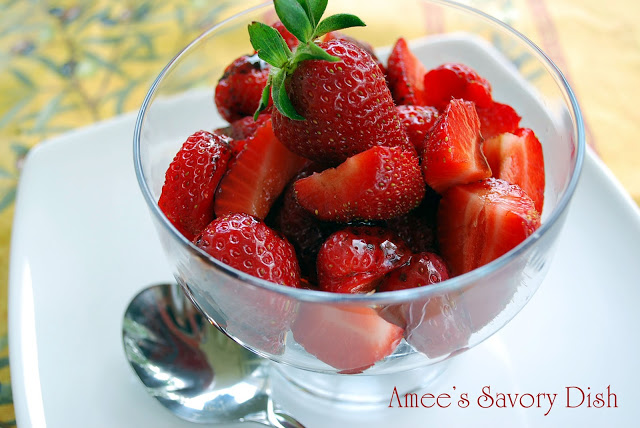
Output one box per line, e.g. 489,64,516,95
387,37,428,106
396,105,440,153
291,304,403,374
316,227,410,294
322,31,385,74
214,119,307,220
158,131,233,241
437,178,541,276
214,53,271,122
476,101,521,139
422,99,491,194
423,63,492,110
483,128,545,212
294,146,425,222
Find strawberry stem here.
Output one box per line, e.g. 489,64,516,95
249,0,365,120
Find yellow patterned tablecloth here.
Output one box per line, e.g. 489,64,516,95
0,0,638,425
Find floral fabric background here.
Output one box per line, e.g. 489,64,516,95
0,0,638,426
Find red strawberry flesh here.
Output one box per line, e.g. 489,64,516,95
437,178,541,276
294,146,425,222
423,63,492,110
422,99,491,194
387,37,428,106
214,119,307,220
476,101,521,139
292,304,403,373
483,128,545,212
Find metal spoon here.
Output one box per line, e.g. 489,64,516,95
122,283,304,427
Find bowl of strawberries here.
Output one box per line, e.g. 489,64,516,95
133,0,584,402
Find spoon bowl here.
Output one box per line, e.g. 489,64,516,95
122,283,303,427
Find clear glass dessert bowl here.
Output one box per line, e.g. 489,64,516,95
133,0,584,403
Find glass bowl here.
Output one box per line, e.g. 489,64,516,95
133,0,584,403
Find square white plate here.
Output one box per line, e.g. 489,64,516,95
9,35,640,427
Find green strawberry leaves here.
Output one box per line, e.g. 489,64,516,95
248,0,365,120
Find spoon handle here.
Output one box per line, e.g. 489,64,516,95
271,411,306,428
267,397,305,428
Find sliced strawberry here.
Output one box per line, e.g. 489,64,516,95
292,304,403,373
422,99,491,193
271,20,298,50
396,105,440,153
483,128,545,212
423,63,492,110
214,53,271,122
387,37,428,106
294,146,425,222
214,119,307,220
158,131,233,241
322,31,385,74
476,101,521,139
437,178,541,276
316,227,410,294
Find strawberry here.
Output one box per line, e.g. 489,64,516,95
387,37,427,105
376,252,469,358
316,227,411,293
322,30,385,74
158,130,232,241
214,53,271,122
422,99,491,194
194,212,301,287
214,119,307,220
294,146,425,222
271,21,298,49
194,213,301,354
379,252,449,292
423,63,492,110
385,209,437,253
396,105,440,153
291,304,403,373
272,40,412,163
483,128,545,212
476,101,521,139
249,4,412,164
225,113,272,141
275,164,338,281
437,178,541,276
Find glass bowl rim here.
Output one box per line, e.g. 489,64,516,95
133,0,585,305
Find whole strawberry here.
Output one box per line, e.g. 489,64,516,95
158,130,232,241
194,213,301,287
248,0,411,164
214,53,271,122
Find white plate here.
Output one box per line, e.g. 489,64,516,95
9,36,640,427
